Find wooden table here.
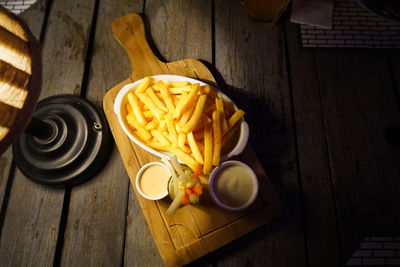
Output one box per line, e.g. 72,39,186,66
1,0,399,266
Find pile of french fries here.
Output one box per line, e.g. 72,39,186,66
124,77,245,175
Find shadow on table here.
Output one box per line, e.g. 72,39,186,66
201,60,293,184
136,21,294,186
183,62,303,266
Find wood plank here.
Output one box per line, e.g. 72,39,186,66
214,1,306,266
144,0,212,63
316,50,400,264
59,1,145,266
40,0,96,98
0,176,64,266
0,0,96,265
0,0,46,227
126,1,213,265
19,0,47,40
0,148,13,216
284,22,340,267
0,1,52,265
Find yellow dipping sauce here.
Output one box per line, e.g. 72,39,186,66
214,165,255,208
139,165,170,198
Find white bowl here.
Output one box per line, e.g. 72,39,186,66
209,160,259,212
135,161,170,200
114,74,249,163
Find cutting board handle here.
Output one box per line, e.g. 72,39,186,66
111,14,166,78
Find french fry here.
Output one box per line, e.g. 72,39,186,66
193,114,212,131
187,132,204,164
146,140,169,151
143,110,154,120
178,133,186,149
176,92,185,99
221,120,240,152
151,129,170,146
146,87,168,112
169,147,199,172
165,113,178,145
126,103,133,114
215,98,228,133
223,99,236,117
155,92,164,101
168,81,189,87
172,96,180,107
203,103,216,117
169,85,192,94
144,120,157,130
173,84,199,119
137,93,164,121
179,101,196,127
134,130,152,143
175,123,183,134
159,82,175,111
135,76,151,94
182,94,207,133
158,119,167,132
181,145,192,154
200,85,218,98
151,81,164,91
212,110,222,166
162,131,174,144
127,92,147,126
126,114,151,141
203,123,213,174
226,109,245,134
123,77,245,175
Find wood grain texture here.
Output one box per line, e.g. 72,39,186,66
60,1,144,266
0,0,96,265
0,175,64,266
40,0,96,98
144,0,212,63
214,1,305,266
0,22,30,74
0,148,13,215
19,0,47,41
117,3,167,265
0,0,45,235
59,149,130,267
104,12,280,266
284,22,340,267
104,74,280,267
134,1,212,265
0,3,52,266
0,7,28,41
0,60,30,110
124,185,165,267
316,50,400,263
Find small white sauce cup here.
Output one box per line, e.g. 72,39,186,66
209,160,259,212
136,162,170,201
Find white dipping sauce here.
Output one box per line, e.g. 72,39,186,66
214,165,255,207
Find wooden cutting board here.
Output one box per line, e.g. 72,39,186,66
103,13,281,267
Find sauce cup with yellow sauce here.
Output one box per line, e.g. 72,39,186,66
136,162,171,200
209,160,259,212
